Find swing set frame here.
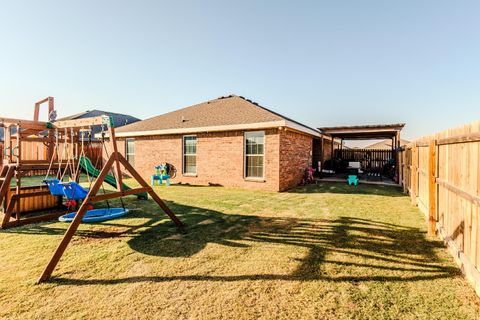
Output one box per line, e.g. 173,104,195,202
37,115,183,283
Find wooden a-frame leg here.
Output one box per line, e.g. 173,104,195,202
117,154,183,227
37,155,116,283
1,197,16,228
37,151,183,283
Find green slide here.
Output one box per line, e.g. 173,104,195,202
79,156,148,200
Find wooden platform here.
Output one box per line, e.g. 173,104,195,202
1,185,63,228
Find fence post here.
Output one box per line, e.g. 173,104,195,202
411,146,418,205
320,136,324,177
402,150,407,193
428,140,437,236
398,147,403,186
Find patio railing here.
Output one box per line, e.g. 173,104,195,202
334,148,394,172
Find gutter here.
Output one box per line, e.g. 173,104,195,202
104,120,322,138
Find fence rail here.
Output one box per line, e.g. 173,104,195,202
401,120,480,295
334,148,394,171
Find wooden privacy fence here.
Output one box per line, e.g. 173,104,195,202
334,148,394,171
401,120,480,295
0,141,103,175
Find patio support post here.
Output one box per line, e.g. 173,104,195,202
320,135,324,177
392,136,395,159
331,136,334,166
396,131,402,186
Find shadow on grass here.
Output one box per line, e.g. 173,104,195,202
173,182,225,187
2,184,455,285
289,182,405,197
16,196,458,286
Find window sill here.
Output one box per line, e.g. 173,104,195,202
244,177,266,183
182,173,198,177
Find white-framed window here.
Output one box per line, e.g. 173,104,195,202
244,131,265,179
183,135,197,174
125,138,135,166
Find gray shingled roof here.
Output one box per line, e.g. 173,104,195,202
116,95,318,134
57,109,140,137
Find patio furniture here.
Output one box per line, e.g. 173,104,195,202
347,167,359,175
347,175,359,186
366,171,382,181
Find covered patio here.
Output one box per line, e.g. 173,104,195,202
317,123,405,185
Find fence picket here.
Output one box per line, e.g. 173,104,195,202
401,120,480,295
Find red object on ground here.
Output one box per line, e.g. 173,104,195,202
66,200,77,207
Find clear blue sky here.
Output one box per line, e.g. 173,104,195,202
0,0,479,141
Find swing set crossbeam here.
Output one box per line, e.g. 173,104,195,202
0,118,47,129
50,115,111,129
89,187,151,202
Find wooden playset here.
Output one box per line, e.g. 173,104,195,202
0,97,183,282
0,97,65,228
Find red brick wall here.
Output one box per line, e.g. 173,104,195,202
109,128,315,192
111,129,281,191
278,129,313,191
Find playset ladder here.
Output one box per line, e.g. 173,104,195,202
0,165,16,227
0,165,15,209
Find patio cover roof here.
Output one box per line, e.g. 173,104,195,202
318,123,405,140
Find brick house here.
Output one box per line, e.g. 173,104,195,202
112,95,331,191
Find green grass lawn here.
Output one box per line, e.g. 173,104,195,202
1,182,479,319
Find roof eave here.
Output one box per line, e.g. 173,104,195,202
109,120,321,138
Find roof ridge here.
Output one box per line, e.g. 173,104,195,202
57,109,140,122
86,109,140,118
231,95,320,134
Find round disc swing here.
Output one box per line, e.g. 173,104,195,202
58,207,129,223
43,125,129,223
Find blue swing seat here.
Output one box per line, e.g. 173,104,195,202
61,182,89,200
59,208,130,223
43,179,66,197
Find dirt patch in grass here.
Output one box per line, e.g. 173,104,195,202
72,227,131,244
